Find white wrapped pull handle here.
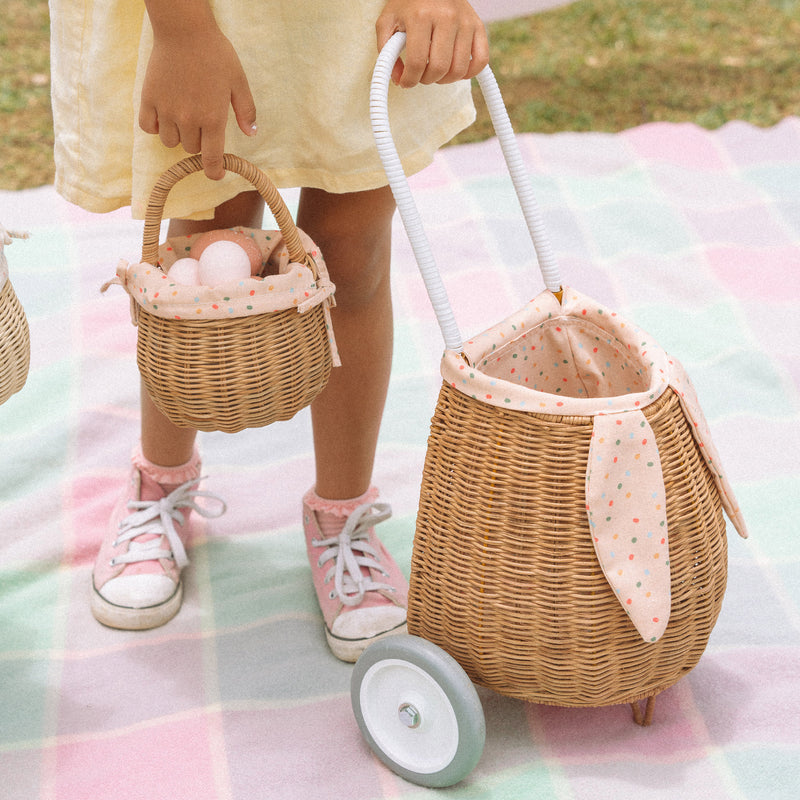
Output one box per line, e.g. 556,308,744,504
370,31,562,352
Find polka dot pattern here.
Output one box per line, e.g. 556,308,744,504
438,285,748,642
442,287,671,416
586,410,670,641
105,226,340,366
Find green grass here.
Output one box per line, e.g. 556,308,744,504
2,0,800,189
0,0,52,190
456,0,800,142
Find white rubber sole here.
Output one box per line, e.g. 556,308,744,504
326,620,409,663
90,581,183,631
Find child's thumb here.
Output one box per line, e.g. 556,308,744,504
232,82,258,138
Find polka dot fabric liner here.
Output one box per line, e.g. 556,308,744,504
105,226,340,365
441,285,748,641
115,226,337,319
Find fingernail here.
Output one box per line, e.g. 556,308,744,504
249,123,258,136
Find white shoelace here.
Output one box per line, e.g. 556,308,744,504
312,502,395,606
111,478,226,570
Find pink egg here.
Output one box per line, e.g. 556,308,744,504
191,229,263,275
168,257,200,286
197,240,252,286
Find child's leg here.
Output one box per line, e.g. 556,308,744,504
91,191,265,630
297,185,397,500
297,185,409,661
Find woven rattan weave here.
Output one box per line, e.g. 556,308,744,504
0,279,30,405
409,384,728,708
135,154,332,433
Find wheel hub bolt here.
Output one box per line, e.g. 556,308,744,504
398,702,421,729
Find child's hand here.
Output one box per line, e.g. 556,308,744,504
376,0,489,88
138,2,257,180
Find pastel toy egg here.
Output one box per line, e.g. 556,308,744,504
168,257,200,286
197,240,251,286
191,229,263,275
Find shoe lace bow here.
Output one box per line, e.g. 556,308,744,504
314,502,394,607
112,477,226,569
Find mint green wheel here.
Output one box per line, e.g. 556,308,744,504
351,635,485,788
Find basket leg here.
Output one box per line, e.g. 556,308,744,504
630,694,657,726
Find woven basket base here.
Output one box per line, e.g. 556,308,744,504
0,280,31,405
409,385,728,708
137,303,332,433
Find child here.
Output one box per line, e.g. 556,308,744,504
49,0,488,661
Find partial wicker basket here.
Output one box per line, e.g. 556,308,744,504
0,229,30,406
122,154,336,433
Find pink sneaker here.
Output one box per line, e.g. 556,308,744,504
303,493,408,662
91,467,225,630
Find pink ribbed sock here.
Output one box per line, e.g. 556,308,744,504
132,444,202,494
303,486,380,537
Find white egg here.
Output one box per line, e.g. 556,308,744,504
168,257,200,286
197,240,251,286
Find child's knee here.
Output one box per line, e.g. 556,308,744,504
298,186,395,303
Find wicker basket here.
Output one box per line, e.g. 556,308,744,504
371,37,747,723
122,154,336,433
411,385,727,713
0,230,30,406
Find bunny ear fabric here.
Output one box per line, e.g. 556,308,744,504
585,410,671,642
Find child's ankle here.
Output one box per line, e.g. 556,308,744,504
132,444,202,493
304,486,379,537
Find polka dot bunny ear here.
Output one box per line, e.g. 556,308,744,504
587,410,671,642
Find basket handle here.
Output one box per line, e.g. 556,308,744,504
371,32,562,352
141,153,315,276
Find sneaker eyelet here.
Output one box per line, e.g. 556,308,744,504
328,591,336,600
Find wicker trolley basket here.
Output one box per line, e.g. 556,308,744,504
0,227,30,406
106,155,338,433
350,33,749,789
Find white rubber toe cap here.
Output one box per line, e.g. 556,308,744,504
331,605,407,641
99,574,178,609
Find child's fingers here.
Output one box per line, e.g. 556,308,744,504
158,120,182,151
391,57,405,86
464,28,490,79
375,12,399,52
232,80,258,138
138,103,159,136
421,23,464,85
434,26,488,83
200,128,226,180
375,2,489,87
443,27,476,82
397,21,435,87
180,128,202,156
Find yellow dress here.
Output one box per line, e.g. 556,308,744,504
49,0,476,220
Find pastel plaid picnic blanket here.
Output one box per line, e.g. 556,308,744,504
1,119,799,799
